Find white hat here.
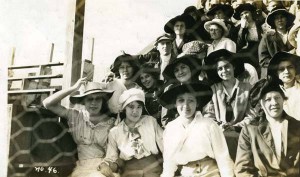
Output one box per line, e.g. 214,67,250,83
204,19,229,37
119,88,145,110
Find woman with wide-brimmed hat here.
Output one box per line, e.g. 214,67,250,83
136,63,164,126
235,76,300,177
233,3,264,71
161,55,203,126
204,18,237,55
267,51,300,120
206,3,238,42
110,53,141,90
159,83,234,177
164,14,195,56
99,88,163,177
43,77,118,177
258,7,296,78
203,49,256,160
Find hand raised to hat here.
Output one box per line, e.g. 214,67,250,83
71,77,87,91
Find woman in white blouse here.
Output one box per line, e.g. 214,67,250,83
42,78,117,177
99,88,163,177
159,83,234,177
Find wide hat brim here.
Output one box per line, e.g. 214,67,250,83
267,51,300,76
204,49,245,83
69,89,114,104
233,3,256,20
164,14,195,34
288,23,300,48
266,9,295,29
207,4,234,18
110,54,140,74
162,56,202,79
204,19,229,37
159,83,213,110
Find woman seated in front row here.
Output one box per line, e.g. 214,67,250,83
160,83,234,177
99,88,163,177
235,76,300,177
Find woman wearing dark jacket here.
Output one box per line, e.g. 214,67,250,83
258,8,295,78
235,76,300,177
233,3,264,71
164,14,195,56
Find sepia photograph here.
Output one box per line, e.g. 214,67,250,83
2,0,300,176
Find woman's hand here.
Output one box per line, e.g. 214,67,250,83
240,18,249,29
98,163,115,177
72,77,87,90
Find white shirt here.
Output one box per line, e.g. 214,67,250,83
161,111,234,177
207,37,236,56
268,119,288,161
281,81,300,120
104,115,163,162
160,54,171,80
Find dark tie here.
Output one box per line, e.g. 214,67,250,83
225,89,237,123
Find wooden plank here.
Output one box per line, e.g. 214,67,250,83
8,74,63,81
8,89,56,94
8,62,64,69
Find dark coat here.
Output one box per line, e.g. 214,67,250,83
258,31,294,78
235,114,300,177
236,22,263,69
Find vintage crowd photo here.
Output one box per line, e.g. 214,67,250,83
5,0,300,177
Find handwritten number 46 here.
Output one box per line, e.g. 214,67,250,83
34,167,58,173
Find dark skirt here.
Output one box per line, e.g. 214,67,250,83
121,154,163,177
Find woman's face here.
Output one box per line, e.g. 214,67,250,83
174,63,192,83
217,60,235,81
214,10,226,20
174,21,186,35
240,10,253,22
209,24,223,40
125,101,143,124
119,61,134,80
260,91,284,120
175,92,198,119
140,72,156,89
83,93,103,116
277,60,296,85
274,14,287,30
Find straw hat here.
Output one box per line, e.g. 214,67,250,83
204,19,229,37
70,82,114,104
288,23,300,48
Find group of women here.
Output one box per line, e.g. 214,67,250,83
42,1,300,177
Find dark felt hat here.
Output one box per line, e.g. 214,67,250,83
233,3,256,20
110,53,140,75
204,49,245,83
267,51,300,76
159,82,213,110
162,55,202,80
70,82,114,104
184,6,198,14
164,14,195,34
266,8,295,29
249,76,284,108
207,4,234,18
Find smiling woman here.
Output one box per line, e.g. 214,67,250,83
99,88,163,177
235,76,300,177
42,78,117,177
